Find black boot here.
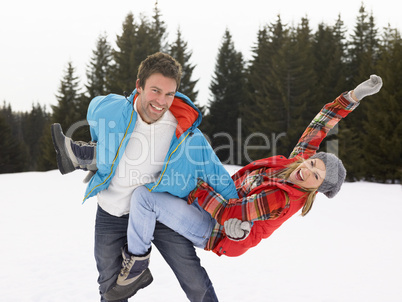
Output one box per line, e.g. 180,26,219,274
50,123,97,175
104,245,153,302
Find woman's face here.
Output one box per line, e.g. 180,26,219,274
289,158,326,189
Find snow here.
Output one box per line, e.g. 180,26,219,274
1,168,401,301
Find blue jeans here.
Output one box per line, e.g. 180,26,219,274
94,204,218,302
127,186,215,255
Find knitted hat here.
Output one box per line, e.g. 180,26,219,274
311,152,346,198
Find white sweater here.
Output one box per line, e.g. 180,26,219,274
97,101,178,216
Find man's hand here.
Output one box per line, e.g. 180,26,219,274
224,218,252,241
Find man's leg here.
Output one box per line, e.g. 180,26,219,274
94,205,129,302
153,222,219,302
95,201,218,302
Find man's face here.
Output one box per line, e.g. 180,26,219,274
136,73,177,124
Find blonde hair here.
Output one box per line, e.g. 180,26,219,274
274,158,318,217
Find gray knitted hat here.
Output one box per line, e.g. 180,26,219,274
310,152,347,198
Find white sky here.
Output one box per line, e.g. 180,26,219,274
1,0,401,112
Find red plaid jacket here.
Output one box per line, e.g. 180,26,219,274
188,93,359,257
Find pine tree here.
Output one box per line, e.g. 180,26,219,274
0,111,27,173
80,33,113,143
37,124,57,171
21,103,51,170
0,102,22,140
363,26,402,182
169,28,200,110
348,4,380,81
244,17,291,161
150,1,168,52
51,61,83,131
206,29,246,164
244,24,272,139
134,2,167,68
245,16,317,160
39,61,83,170
311,17,349,158
340,3,381,180
107,5,168,95
85,33,112,100
107,12,138,94
134,14,157,68
313,16,348,105
285,17,316,150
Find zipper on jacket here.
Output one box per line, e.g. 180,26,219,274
148,131,191,192
83,109,136,202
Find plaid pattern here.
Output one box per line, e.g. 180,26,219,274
290,93,359,158
188,94,359,253
189,169,291,251
190,171,289,224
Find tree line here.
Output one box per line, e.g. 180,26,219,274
0,3,400,183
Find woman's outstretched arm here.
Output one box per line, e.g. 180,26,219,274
289,75,382,159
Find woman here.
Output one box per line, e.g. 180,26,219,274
103,75,383,301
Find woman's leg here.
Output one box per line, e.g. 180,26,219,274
127,186,215,255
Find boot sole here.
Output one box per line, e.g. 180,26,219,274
50,123,75,175
104,268,153,302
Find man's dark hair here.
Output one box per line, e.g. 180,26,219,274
137,52,182,91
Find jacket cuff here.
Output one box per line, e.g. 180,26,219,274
339,92,360,111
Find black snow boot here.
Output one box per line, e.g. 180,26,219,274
104,245,153,302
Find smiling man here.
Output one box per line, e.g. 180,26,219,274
88,52,239,302
52,52,238,302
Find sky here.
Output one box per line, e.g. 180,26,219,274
1,0,401,112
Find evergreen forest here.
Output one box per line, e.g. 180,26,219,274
1,3,400,183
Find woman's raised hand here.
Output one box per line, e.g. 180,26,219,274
352,75,383,101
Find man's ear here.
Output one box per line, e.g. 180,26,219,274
136,79,142,93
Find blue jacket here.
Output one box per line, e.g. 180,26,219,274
83,90,238,202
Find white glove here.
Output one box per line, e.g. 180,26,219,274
224,218,252,241
353,75,383,100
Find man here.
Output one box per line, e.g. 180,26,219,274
51,52,238,302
